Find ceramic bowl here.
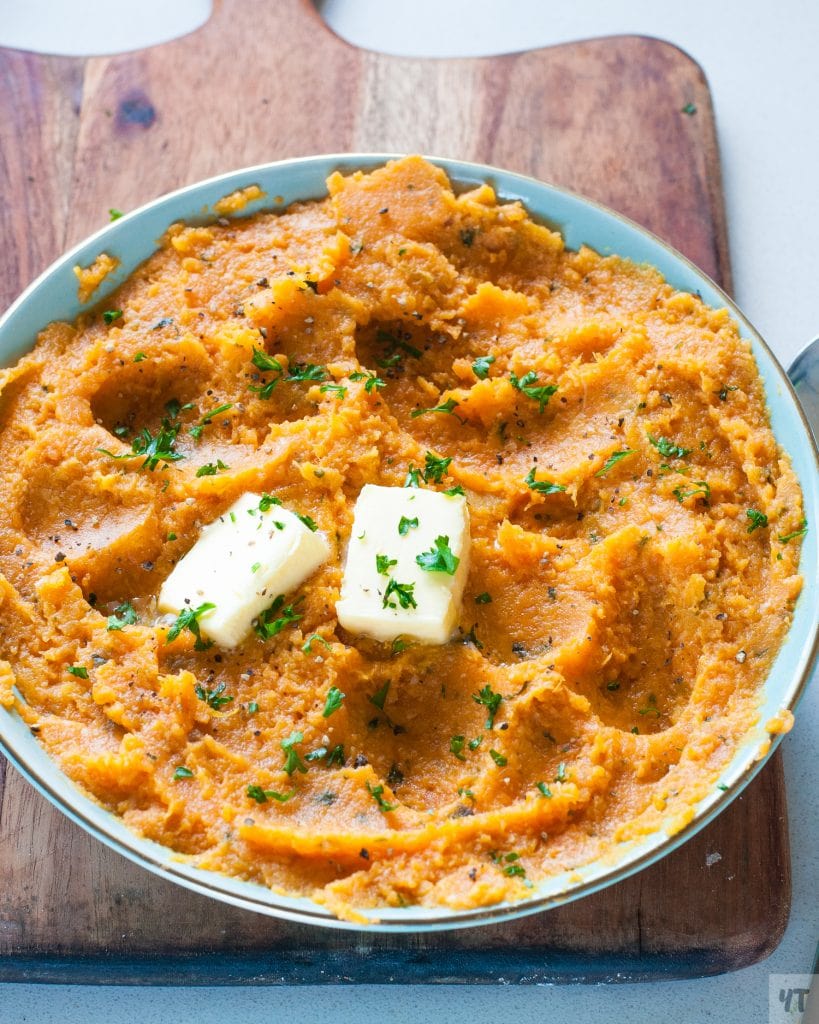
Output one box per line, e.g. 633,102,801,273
0,155,816,930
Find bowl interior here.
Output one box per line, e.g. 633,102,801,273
1,154,816,931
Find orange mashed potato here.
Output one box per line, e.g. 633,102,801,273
0,157,805,918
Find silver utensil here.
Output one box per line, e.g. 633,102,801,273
789,338,819,436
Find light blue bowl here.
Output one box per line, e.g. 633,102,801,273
1,155,816,931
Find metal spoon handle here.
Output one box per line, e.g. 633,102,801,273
788,337,819,438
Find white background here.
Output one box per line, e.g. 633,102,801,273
1,2,817,1021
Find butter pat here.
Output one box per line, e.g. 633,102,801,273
158,492,330,648
336,484,470,644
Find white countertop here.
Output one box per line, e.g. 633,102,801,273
1,2,817,1021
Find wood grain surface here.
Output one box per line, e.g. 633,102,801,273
0,0,789,984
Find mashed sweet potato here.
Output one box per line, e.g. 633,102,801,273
0,157,805,919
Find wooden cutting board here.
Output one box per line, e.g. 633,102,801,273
0,0,790,984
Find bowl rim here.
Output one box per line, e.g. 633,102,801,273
1,151,817,932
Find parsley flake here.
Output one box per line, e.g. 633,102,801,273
67,665,88,679
247,784,295,803
382,578,417,610
525,467,566,495
106,600,138,631
648,433,691,459
281,730,307,775
167,602,215,650
596,449,635,477
746,508,769,533
398,515,419,536
778,519,808,544
410,397,462,420
416,535,459,575
450,735,467,761
194,681,233,710
536,781,553,799
322,686,345,718
173,766,194,780
102,309,122,324
510,371,557,412
376,553,398,575
369,680,391,710
366,781,397,813
673,481,711,504
473,684,502,729
489,749,507,767
195,459,229,477
302,633,332,654
350,370,386,393
472,354,495,380
253,595,303,639
423,451,452,483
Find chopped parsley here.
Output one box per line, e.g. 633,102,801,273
102,309,122,324
444,485,465,496
249,348,284,398
673,480,711,504
296,512,318,532
247,784,295,804
489,749,507,767
326,744,345,767
173,766,194,780
247,702,260,714
536,781,553,799
416,535,459,575
302,633,332,654
681,102,697,115
366,781,397,813
195,459,228,477
398,515,419,536
320,382,347,398
472,354,495,380
166,601,215,650
281,730,307,775
376,553,398,575
253,595,303,639
258,493,282,512
778,519,808,543
133,352,147,362
189,403,233,440
382,578,417,610
410,397,461,420
350,370,386,393
510,371,557,412
423,451,452,483
109,208,123,220
106,600,138,631
648,433,691,459
475,592,492,604
404,465,422,488
473,683,502,729
746,508,769,533
286,363,327,382
322,686,345,718
596,449,635,477
525,467,566,495
99,416,184,472
67,665,88,679
369,680,391,710
450,735,467,761
468,736,483,750
194,681,233,710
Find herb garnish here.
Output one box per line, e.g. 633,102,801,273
195,681,233,710
253,595,303,639
258,493,282,512
648,433,691,459
746,509,769,533
102,310,122,325
410,397,462,420
489,749,507,767
173,766,194,780
281,731,308,775
350,370,386,393
596,449,635,477
366,781,397,813
444,485,465,496
382,578,417,610
398,515,419,536
99,416,184,472
296,512,318,532
196,459,229,477
247,784,295,803
189,403,233,440
166,601,215,649
320,382,347,398
673,481,711,504
423,451,452,483
287,363,327,383
536,782,553,798
376,554,398,575
555,761,567,782
133,352,147,362
681,102,697,115
249,348,284,398
302,633,332,654
449,736,467,761
404,466,421,488
510,371,557,413
778,519,808,543
322,686,345,718
475,592,492,604
67,665,88,679
109,208,123,221
525,467,566,495
416,535,459,575
369,680,391,710
473,684,502,729
472,354,495,380
106,600,138,631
